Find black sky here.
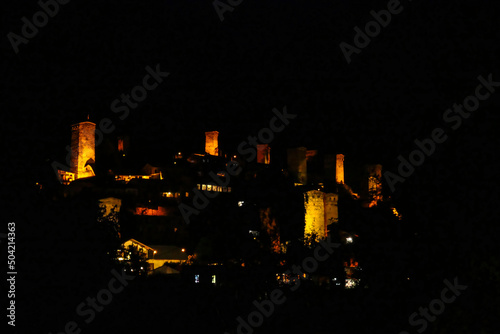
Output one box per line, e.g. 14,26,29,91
3,0,499,165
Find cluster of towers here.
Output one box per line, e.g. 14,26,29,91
56,120,384,244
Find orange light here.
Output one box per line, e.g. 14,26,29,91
181,248,185,252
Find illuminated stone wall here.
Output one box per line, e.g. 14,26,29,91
364,164,383,207
70,121,96,179
366,164,382,194
336,154,345,184
304,190,326,242
98,197,122,217
134,206,168,216
257,144,271,164
205,131,219,156
287,147,307,185
324,193,339,225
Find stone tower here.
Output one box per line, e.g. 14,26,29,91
70,121,96,179
336,154,345,184
304,190,326,242
324,193,339,225
257,144,271,164
205,131,219,156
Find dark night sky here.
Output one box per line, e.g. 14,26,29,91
2,0,499,164
1,0,500,333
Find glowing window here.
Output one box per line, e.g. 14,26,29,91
212,275,216,284
207,184,212,191
202,184,206,190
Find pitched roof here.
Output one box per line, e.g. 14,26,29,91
149,245,188,261
123,238,156,251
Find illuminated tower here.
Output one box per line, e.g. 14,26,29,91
205,131,219,156
304,190,326,243
324,193,339,226
336,154,345,184
257,144,271,164
70,121,96,179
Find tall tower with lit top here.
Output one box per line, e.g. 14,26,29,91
205,131,219,156
70,121,96,179
304,190,326,243
336,154,344,184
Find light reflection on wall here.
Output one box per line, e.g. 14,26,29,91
205,131,219,156
304,190,326,243
70,121,96,180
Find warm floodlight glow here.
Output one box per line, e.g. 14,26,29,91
304,190,326,243
205,131,219,156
